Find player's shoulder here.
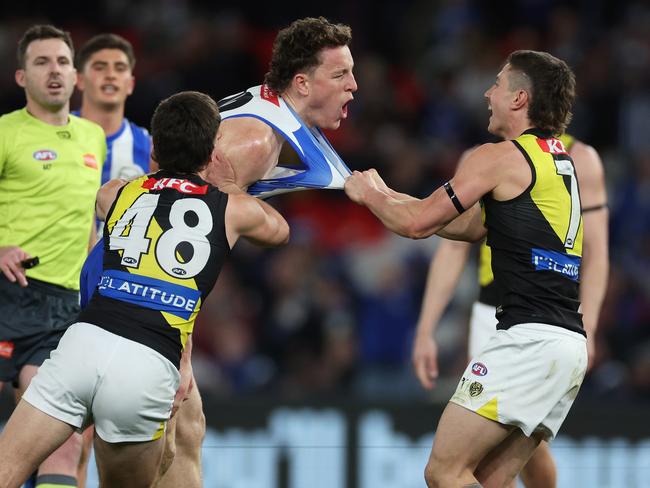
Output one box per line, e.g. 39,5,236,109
568,140,604,177
465,140,519,164
219,116,277,156
220,114,274,136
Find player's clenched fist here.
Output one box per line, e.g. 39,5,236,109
344,169,384,204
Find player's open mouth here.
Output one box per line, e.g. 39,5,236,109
101,84,119,94
47,81,62,89
342,100,351,118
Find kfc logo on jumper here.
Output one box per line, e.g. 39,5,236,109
537,138,568,155
471,362,488,376
142,177,208,195
33,150,57,161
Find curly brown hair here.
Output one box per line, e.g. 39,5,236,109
264,17,352,93
506,50,576,135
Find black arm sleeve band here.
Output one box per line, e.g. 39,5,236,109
581,203,608,213
443,181,466,214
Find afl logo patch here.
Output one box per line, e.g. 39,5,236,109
33,150,57,161
471,362,488,376
469,381,483,397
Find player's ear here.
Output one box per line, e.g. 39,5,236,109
76,72,85,91
126,75,135,96
293,72,309,97
512,89,528,110
15,69,26,88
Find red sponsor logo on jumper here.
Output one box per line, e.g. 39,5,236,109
0,341,14,359
471,362,488,376
83,153,99,169
142,177,208,195
537,138,568,155
260,84,280,107
33,150,57,161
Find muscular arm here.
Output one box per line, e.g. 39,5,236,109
215,117,283,191
344,142,521,241
201,141,289,248
412,239,472,389
572,142,609,367
224,193,290,248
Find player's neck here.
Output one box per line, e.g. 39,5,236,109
502,117,534,140
80,102,125,137
25,99,69,126
281,90,314,128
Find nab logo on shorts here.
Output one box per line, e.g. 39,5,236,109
33,150,57,161
471,362,488,376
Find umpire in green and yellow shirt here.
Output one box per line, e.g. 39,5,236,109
0,25,106,488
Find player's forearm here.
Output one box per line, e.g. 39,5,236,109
364,189,441,239
416,240,472,338
257,199,290,246
580,210,609,336
88,214,98,251
580,246,609,336
436,204,486,242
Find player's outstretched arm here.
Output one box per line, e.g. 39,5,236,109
344,143,507,241
413,239,472,389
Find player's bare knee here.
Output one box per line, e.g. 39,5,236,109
424,456,451,488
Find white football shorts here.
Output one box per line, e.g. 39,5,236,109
450,322,587,440
467,301,498,359
23,322,180,442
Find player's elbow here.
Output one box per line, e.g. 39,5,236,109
263,216,290,247
402,217,436,240
466,226,487,242
274,219,290,246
